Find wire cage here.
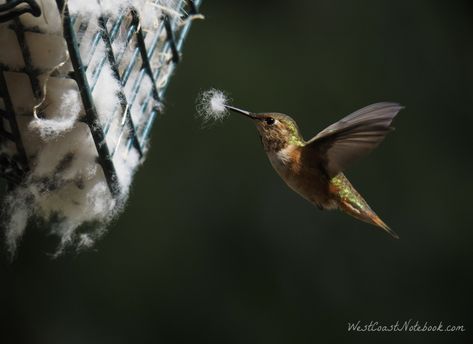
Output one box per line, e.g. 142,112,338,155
0,0,201,197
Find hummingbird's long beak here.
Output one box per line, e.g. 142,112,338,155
224,105,258,120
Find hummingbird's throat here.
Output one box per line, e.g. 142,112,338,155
259,129,289,152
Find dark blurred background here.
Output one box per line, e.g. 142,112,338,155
1,0,473,343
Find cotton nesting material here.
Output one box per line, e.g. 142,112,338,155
0,0,185,258
196,88,231,124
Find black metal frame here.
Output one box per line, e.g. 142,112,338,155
0,0,201,196
0,0,41,22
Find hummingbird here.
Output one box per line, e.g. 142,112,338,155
224,102,403,238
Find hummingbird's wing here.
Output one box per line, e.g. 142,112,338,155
305,102,403,177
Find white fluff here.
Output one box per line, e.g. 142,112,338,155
93,64,122,124
69,0,182,24
196,88,230,123
29,84,83,139
0,0,187,257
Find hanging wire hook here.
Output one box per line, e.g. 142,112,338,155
0,0,42,23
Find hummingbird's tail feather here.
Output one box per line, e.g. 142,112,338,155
330,174,399,239
338,199,399,239
364,210,399,239
339,199,399,239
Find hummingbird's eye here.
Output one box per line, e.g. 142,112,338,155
265,117,275,125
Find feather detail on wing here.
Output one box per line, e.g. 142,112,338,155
305,102,403,177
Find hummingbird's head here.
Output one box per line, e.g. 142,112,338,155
225,105,302,152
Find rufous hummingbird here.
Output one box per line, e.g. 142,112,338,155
225,102,403,238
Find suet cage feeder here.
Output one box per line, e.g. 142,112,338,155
0,0,201,196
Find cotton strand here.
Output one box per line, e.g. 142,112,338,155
196,88,231,123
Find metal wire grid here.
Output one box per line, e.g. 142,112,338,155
0,0,201,195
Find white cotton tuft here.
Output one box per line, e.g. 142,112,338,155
3,189,31,257
29,88,83,140
93,64,122,124
196,88,231,123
